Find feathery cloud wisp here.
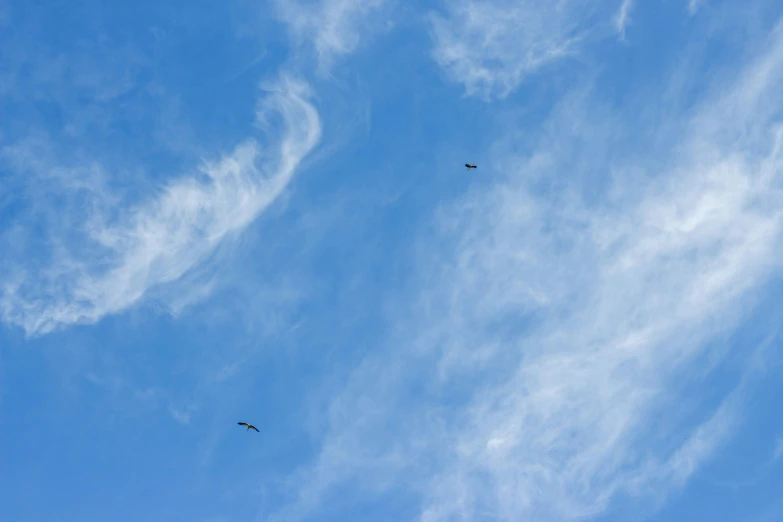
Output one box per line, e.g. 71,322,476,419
774,438,783,463
275,0,389,71
428,0,606,100
615,0,635,39
0,76,321,336
266,19,783,522
414,23,783,521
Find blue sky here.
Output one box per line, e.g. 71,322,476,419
2,0,783,521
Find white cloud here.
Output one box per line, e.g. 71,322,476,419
615,0,635,39
168,402,199,425
267,19,783,522
689,0,703,15
413,24,783,521
428,0,608,100
774,437,783,463
275,0,389,71
0,75,321,336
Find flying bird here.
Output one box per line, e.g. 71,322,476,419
465,163,477,170
237,422,259,432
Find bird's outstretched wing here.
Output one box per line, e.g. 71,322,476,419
238,422,248,427
249,425,259,432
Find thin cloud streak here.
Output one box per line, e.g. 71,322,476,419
773,438,783,463
417,22,783,522
268,19,783,522
275,0,389,71
0,75,321,336
428,0,607,100
615,0,635,39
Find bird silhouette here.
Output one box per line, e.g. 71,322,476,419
465,163,477,170
237,422,259,432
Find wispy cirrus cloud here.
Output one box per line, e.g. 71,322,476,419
615,0,635,39
0,75,321,336
428,0,610,100
168,402,199,425
265,18,783,522
773,437,783,463
0,0,393,338
428,0,705,99
274,0,390,71
410,24,783,520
